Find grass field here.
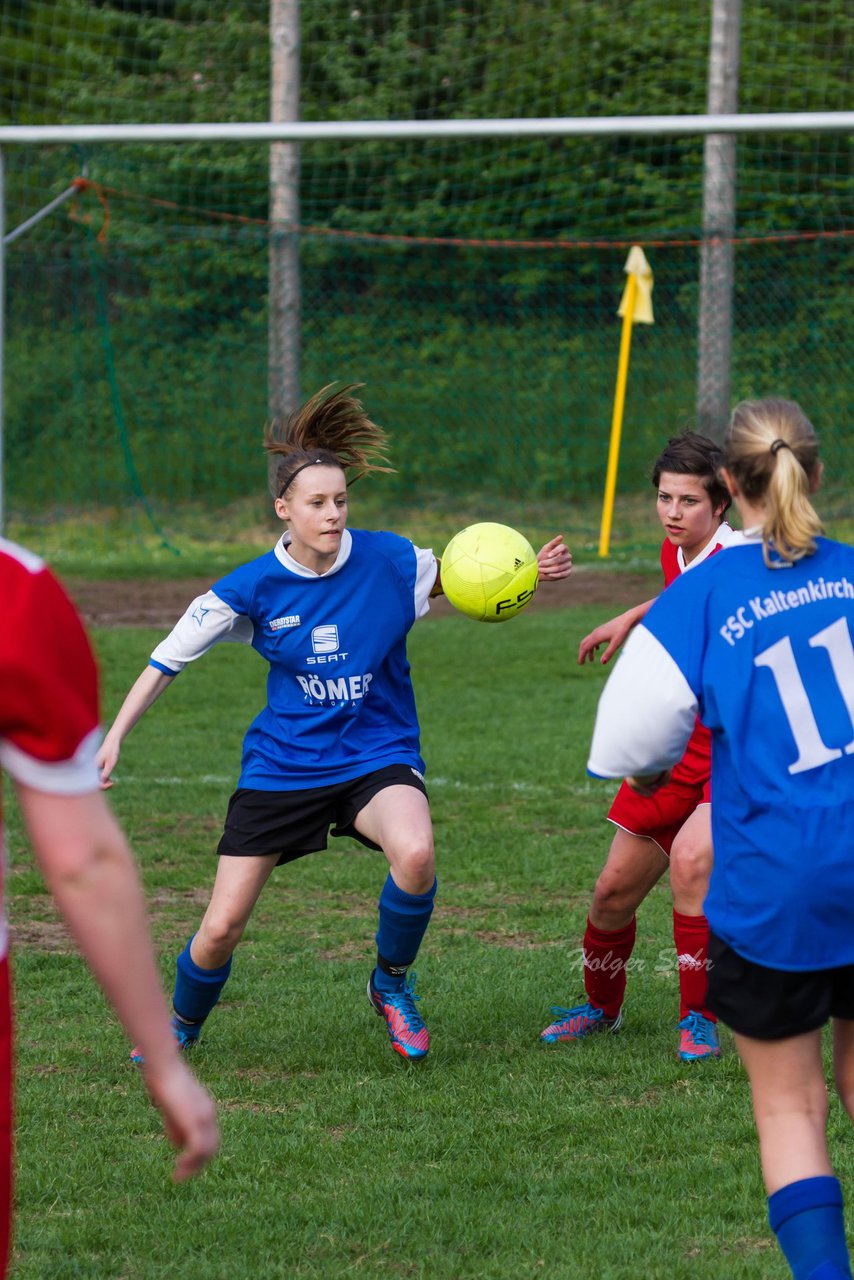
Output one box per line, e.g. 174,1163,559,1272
6,490,666,582
6,604,853,1278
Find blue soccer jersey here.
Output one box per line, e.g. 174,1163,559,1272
149,529,437,789
589,536,854,971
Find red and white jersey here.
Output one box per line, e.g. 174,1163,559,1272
660,520,738,588
0,539,101,959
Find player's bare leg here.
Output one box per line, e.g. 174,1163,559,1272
193,852,281,967
132,853,280,1064
669,804,712,916
589,827,669,931
734,1028,831,1192
734,1028,851,1276
355,784,435,895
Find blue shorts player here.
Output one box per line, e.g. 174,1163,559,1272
588,398,854,1280
98,384,571,1064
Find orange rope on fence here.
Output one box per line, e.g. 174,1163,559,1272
72,178,852,251
294,224,854,250
69,177,112,242
75,178,269,230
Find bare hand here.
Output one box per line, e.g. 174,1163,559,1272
578,615,634,666
625,769,672,796
536,535,572,582
95,738,119,790
142,1059,220,1183
577,600,654,666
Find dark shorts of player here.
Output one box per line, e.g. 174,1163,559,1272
607,774,711,857
217,763,428,866
707,931,854,1041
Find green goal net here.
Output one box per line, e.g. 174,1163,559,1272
1,1,851,555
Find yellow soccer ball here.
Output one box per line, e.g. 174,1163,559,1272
440,522,539,623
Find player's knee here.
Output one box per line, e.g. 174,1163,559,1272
591,871,636,924
389,836,435,891
196,916,244,963
670,839,712,890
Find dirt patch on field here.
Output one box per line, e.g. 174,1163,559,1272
67,570,660,628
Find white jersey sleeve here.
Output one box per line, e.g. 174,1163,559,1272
414,546,439,619
587,625,698,779
149,590,255,675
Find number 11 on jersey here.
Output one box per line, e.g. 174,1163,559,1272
754,618,854,775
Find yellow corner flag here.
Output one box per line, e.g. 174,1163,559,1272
598,246,655,558
618,245,655,325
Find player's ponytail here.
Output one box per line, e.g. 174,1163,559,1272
265,383,394,497
724,398,823,567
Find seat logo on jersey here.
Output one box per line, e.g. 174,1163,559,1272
306,624,348,666
311,624,339,654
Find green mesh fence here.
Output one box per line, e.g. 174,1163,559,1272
1,1,851,546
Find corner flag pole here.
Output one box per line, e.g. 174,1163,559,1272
598,246,654,558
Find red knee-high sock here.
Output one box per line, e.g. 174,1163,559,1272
582,915,636,1019
672,910,714,1021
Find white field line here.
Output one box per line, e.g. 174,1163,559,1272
115,774,604,797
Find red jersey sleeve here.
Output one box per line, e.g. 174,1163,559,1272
0,544,100,794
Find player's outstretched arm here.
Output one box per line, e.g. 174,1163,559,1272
536,534,572,582
97,665,175,787
15,784,220,1182
577,598,655,666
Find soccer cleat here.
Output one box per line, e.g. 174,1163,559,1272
539,1000,623,1044
130,1013,202,1066
677,1011,721,1062
368,971,429,1061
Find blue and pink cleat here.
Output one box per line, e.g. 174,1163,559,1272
539,1000,623,1044
368,971,429,1060
677,1011,721,1062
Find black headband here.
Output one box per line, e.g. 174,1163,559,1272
770,438,791,456
279,457,328,497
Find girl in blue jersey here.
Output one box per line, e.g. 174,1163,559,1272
98,384,571,1064
588,398,854,1280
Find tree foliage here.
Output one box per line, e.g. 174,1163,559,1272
3,0,850,239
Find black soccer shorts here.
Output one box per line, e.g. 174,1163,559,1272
216,763,428,866
707,931,854,1040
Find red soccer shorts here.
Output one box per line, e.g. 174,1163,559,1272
607,773,710,856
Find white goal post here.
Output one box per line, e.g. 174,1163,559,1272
0,112,852,144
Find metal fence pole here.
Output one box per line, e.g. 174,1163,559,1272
697,0,742,441
268,0,301,473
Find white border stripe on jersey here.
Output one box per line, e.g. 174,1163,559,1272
0,727,101,795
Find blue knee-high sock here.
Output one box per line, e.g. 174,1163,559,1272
374,874,436,993
768,1177,852,1280
173,936,232,1025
